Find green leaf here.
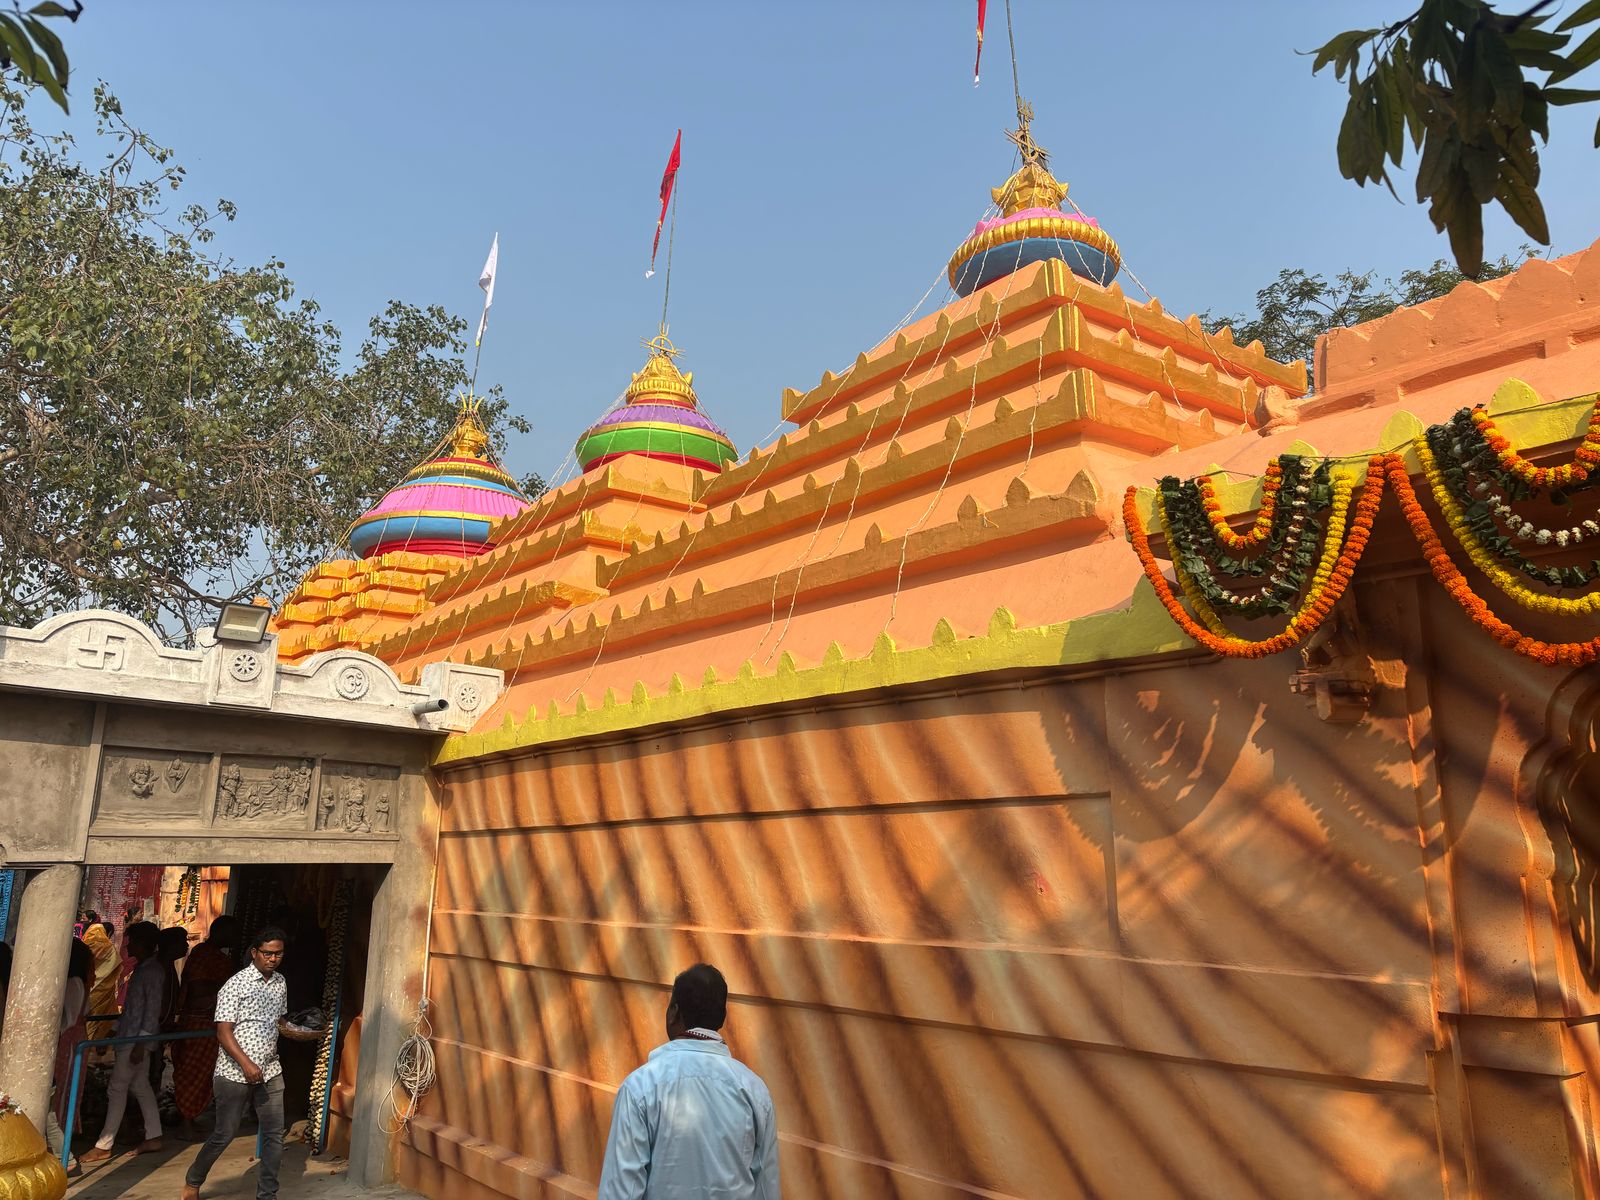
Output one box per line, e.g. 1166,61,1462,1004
22,16,67,86
1545,86,1600,104
0,15,42,78
1556,0,1600,32
1312,28,1378,75
1550,27,1600,81
1496,161,1551,244
1478,27,1525,118
27,1,73,16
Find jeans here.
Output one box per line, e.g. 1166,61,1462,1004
94,1044,162,1149
185,1074,285,1199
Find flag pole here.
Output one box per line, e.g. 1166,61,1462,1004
659,183,679,336
471,233,499,401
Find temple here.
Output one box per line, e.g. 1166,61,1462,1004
285,116,1600,1196
5,105,1600,1199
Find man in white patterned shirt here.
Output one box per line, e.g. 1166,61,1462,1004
79,921,164,1163
182,926,317,1200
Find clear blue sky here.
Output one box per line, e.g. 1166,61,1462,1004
39,1,1600,487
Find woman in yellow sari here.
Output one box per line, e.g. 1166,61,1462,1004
82,923,121,1041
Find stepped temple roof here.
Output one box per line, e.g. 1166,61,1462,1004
347,405,532,559
948,103,1120,296
575,333,738,474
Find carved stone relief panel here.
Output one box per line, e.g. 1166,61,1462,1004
95,748,211,826
318,762,400,836
215,754,316,829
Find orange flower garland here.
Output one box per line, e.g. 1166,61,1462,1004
1385,454,1600,667
1195,460,1284,551
1125,457,1386,658
1470,402,1600,490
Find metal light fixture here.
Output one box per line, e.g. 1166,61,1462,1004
215,601,271,644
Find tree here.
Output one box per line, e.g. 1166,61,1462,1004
0,83,543,641
0,1,78,110
1314,0,1600,275
1202,250,1530,377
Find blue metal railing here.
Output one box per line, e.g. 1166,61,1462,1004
60,1030,215,1168
60,1027,334,1168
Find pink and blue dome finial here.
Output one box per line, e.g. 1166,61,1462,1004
347,397,532,559
947,101,1121,296
574,331,738,474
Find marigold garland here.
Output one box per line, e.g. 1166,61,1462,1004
1195,460,1284,551
1125,457,1384,657
1129,394,1600,668
1386,455,1600,667
1160,466,1325,616
1417,439,1600,615
1471,402,1600,490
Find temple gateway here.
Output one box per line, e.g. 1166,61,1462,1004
5,127,1600,1198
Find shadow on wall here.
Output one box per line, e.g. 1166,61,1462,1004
406,579,1598,1199
1532,670,1600,993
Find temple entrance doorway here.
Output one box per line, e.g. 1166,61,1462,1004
69,860,380,1160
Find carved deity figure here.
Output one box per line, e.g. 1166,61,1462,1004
338,775,370,833
373,789,391,833
287,761,312,812
165,756,189,792
316,785,337,830
219,764,243,818
239,784,267,819
269,763,292,814
127,760,157,798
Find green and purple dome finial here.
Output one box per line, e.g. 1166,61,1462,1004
575,330,738,475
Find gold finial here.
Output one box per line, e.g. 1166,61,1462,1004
626,328,698,406
1005,99,1046,167
447,397,491,458
992,100,1068,216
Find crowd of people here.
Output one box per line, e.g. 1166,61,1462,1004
0,907,245,1176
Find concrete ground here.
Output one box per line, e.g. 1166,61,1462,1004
64,1133,419,1199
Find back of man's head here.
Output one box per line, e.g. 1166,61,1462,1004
126,920,160,959
670,963,728,1031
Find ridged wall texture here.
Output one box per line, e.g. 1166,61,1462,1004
395,564,1600,1198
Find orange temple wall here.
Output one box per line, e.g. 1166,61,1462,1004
354,241,1600,1197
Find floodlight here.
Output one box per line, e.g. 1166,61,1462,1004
215,601,271,644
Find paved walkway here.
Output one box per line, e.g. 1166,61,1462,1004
65,1133,419,1199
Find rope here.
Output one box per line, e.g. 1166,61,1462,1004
380,802,447,1137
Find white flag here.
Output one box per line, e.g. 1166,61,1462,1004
475,233,498,346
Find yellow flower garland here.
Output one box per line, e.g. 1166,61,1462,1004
1158,469,1360,649
1417,440,1600,616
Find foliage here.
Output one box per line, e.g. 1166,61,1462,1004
0,1,78,110
0,83,542,641
1202,250,1530,377
1312,0,1600,274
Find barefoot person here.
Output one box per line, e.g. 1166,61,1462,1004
182,926,317,1200
597,963,779,1200
79,921,164,1164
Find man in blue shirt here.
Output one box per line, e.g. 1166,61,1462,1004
598,963,780,1200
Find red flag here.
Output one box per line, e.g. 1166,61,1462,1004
974,0,987,86
648,129,682,277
